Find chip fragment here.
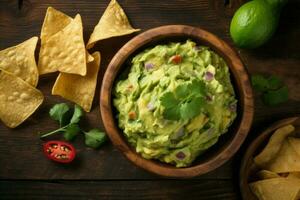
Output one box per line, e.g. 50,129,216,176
250,177,300,200
52,52,101,112
254,125,295,168
0,70,44,128
0,37,39,86
86,0,140,49
38,14,87,75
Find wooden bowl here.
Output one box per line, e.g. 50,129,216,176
100,25,254,178
240,116,300,199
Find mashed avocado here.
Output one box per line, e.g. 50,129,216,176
113,40,237,167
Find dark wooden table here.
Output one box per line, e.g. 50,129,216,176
0,0,299,199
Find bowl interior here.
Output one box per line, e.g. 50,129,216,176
112,35,242,166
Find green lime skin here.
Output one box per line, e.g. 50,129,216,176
230,0,279,49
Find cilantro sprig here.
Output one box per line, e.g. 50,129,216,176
251,74,288,106
40,103,107,149
160,80,206,121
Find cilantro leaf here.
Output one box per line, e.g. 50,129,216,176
174,84,189,99
263,86,288,106
267,75,283,90
251,75,269,92
160,80,206,121
84,129,107,149
70,105,83,124
189,79,206,97
180,96,204,120
160,92,180,108
63,123,81,141
251,74,288,106
49,103,70,126
163,106,181,120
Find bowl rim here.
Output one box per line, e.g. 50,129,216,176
100,25,254,178
239,116,300,199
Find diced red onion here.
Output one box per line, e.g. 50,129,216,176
144,63,154,70
205,95,213,102
147,102,155,111
176,151,186,160
229,103,237,112
204,71,214,81
170,128,185,140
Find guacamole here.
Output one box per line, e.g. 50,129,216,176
113,40,237,167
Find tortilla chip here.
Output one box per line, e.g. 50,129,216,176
38,14,86,75
0,70,44,128
250,178,300,200
265,140,300,173
288,172,300,179
40,7,72,41
86,51,94,63
86,0,140,49
256,170,280,180
254,125,295,168
0,37,39,87
41,7,93,65
288,137,300,156
52,52,101,112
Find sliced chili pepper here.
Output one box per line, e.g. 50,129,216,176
43,141,76,163
170,55,182,64
128,111,136,120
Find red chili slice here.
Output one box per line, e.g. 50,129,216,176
43,141,76,163
170,55,182,64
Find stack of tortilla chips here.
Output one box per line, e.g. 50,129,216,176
250,124,300,200
0,37,44,128
0,0,139,128
39,0,139,112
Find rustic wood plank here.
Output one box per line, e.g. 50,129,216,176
0,180,240,199
0,0,299,182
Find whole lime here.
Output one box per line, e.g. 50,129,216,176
230,0,279,49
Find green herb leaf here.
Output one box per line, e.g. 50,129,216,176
70,105,83,124
63,123,81,141
180,96,204,120
49,103,70,126
267,75,283,90
263,86,289,106
189,79,206,97
160,80,206,121
251,75,269,92
251,74,288,106
84,129,107,149
160,92,180,108
163,106,181,120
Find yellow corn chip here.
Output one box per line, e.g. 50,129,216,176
288,137,300,156
0,37,39,87
40,7,72,41
256,170,280,180
288,172,300,179
254,125,295,168
52,52,101,112
40,7,93,64
265,140,300,173
86,51,94,63
0,70,44,128
38,14,87,75
86,0,140,49
250,177,300,200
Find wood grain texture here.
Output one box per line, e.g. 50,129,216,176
240,117,300,200
0,0,299,199
0,180,239,200
101,25,253,177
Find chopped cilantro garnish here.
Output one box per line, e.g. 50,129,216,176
160,80,206,121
